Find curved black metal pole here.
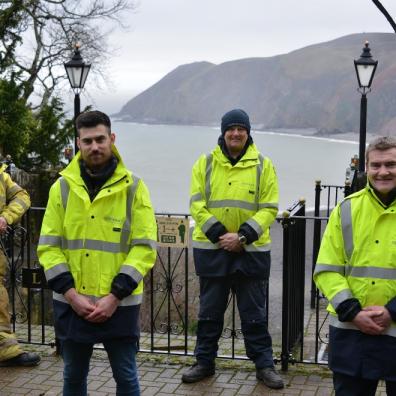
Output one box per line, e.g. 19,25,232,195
372,0,396,33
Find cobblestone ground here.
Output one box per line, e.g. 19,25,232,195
2,303,388,395
0,344,388,396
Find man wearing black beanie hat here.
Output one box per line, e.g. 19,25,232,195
183,109,283,389
221,108,251,135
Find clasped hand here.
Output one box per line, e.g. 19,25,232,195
218,232,243,253
352,306,392,335
64,289,120,323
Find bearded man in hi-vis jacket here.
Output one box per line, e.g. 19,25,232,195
38,110,157,396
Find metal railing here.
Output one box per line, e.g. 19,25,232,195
3,188,345,371
278,200,306,370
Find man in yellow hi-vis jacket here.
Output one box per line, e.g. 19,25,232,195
182,109,284,389
38,111,157,396
0,163,40,367
314,136,396,395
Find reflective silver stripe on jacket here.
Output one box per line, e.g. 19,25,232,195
130,238,157,249
314,263,396,280
329,315,396,338
205,154,212,201
39,237,103,251
348,266,396,279
340,199,353,260
246,218,264,238
44,263,71,281
329,289,353,309
12,197,29,211
120,176,140,252
39,235,62,247
119,265,143,283
85,239,127,253
40,235,156,254
192,240,220,250
314,263,345,276
201,216,218,233
39,236,137,254
7,184,23,196
59,177,70,209
0,337,18,347
190,192,202,206
52,291,143,307
255,154,264,210
64,239,85,250
208,199,258,211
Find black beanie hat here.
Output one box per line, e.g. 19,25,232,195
221,109,251,135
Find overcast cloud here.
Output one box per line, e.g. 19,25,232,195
79,0,396,114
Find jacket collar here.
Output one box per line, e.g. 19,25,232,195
366,183,396,208
213,143,260,166
60,145,130,188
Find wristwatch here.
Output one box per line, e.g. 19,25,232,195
238,233,247,245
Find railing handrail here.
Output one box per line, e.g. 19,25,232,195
6,195,340,370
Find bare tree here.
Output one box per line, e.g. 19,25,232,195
0,0,135,107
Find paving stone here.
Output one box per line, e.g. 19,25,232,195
237,384,256,394
217,373,235,383
315,386,334,396
0,349,352,396
141,386,162,396
220,389,239,396
87,380,107,391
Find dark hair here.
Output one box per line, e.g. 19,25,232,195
75,111,111,135
366,136,396,162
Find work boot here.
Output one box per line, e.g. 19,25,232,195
181,363,215,383
256,367,284,389
0,352,41,367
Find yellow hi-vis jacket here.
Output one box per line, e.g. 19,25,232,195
191,144,278,247
38,146,157,331
190,144,278,277
314,184,396,336
0,163,30,225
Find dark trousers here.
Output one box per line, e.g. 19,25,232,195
195,274,273,369
333,372,396,396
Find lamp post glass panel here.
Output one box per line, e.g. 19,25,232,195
354,41,378,172
64,45,91,155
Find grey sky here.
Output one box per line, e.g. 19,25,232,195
83,0,396,114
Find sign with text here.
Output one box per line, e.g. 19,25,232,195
22,267,48,289
156,216,189,248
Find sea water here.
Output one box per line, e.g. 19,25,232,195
113,122,358,213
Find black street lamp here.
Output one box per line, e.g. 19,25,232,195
64,44,91,155
354,41,378,172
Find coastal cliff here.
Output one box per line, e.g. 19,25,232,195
116,32,396,135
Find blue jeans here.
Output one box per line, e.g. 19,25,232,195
62,338,140,396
